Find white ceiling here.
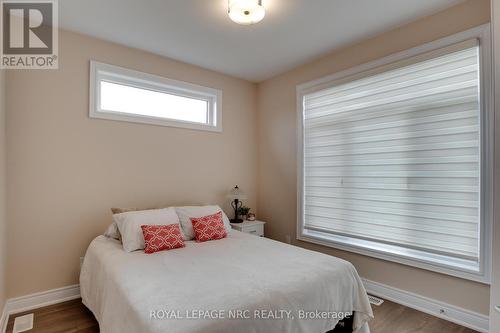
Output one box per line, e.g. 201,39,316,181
59,0,464,82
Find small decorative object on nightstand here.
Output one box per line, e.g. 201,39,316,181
230,220,266,237
238,206,251,220
227,185,247,223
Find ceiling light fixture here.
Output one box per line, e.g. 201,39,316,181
228,0,265,25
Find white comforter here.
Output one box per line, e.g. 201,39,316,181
80,231,373,333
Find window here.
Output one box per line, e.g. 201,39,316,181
90,61,222,132
297,25,492,283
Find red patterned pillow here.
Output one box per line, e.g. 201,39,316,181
141,224,185,254
190,211,228,242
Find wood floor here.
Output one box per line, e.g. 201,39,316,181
6,300,98,333
6,298,478,333
370,300,478,333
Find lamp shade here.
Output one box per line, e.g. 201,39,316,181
228,0,265,25
227,185,247,200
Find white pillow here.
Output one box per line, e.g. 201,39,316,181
114,207,181,252
175,205,231,240
104,222,120,240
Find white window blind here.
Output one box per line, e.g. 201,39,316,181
302,41,481,263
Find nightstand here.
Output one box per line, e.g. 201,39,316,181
230,220,266,237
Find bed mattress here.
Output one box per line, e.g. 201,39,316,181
80,231,373,333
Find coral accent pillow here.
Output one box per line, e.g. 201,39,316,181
141,224,185,254
190,211,228,242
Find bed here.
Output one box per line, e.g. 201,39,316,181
80,230,373,333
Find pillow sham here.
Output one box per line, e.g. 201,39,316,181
111,207,136,215
175,205,231,240
141,224,185,254
111,207,156,214
190,211,227,242
107,207,158,241
104,222,121,240
114,207,181,252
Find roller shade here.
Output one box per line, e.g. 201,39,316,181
302,41,480,261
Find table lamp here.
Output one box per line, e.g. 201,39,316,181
227,185,247,223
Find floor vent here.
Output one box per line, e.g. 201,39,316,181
368,295,384,306
13,313,34,333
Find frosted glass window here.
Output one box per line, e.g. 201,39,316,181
90,62,222,132
100,81,209,124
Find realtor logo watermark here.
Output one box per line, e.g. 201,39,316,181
1,0,58,69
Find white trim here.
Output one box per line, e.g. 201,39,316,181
299,232,485,282
296,24,493,283
89,61,223,132
363,278,490,333
0,305,7,333
0,285,81,333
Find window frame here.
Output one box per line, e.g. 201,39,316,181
296,24,493,284
89,61,223,132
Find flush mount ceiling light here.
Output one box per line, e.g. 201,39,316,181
228,0,265,25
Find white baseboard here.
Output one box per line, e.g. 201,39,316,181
363,278,489,333
0,304,7,333
0,285,80,333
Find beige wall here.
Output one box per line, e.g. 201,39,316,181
257,0,491,315
0,69,6,312
2,0,494,317
490,0,500,329
5,30,258,298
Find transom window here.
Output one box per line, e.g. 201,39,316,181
90,61,222,132
297,26,492,283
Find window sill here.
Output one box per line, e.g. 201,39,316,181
90,109,222,133
298,228,489,284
